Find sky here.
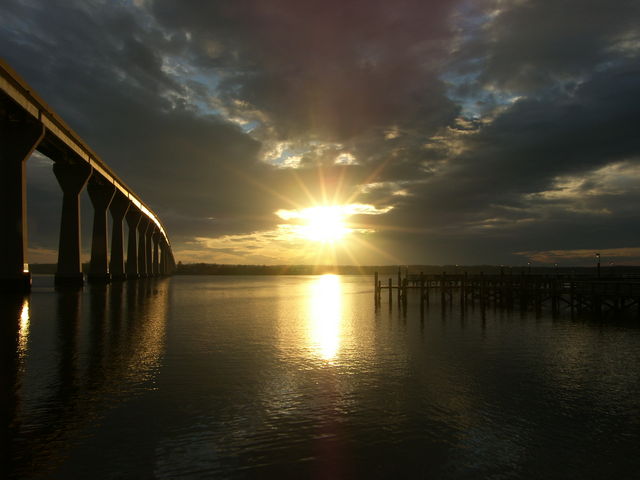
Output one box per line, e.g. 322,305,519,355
2,0,640,266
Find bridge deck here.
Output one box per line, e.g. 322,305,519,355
0,59,167,240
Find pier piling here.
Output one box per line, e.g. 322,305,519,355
374,270,640,318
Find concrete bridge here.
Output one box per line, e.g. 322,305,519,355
0,59,175,291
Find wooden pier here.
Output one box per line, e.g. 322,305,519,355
373,270,640,317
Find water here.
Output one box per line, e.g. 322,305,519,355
2,274,640,479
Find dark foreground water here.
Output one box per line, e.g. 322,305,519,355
2,274,640,479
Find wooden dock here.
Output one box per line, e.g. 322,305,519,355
373,270,640,317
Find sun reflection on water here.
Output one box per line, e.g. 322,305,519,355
308,274,342,361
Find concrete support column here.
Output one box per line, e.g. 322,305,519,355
0,115,44,291
87,176,115,283
53,162,92,287
137,217,150,277
109,192,130,280
159,241,167,275
168,251,176,274
145,224,155,277
125,207,141,279
152,231,160,276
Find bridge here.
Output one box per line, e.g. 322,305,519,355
0,59,175,291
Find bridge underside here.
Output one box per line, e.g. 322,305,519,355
1,60,175,291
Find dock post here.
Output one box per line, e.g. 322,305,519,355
461,271,467,308
388,278,392,308
577,283,583,314
374,271,379,307
420,273,425,313
403,277,408,311
425,275,430,306
593,282,602,316
451,273,455,306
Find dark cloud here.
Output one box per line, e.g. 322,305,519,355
2,0,639,264
474,0,640,93
416,65,640,224
149,0,461,140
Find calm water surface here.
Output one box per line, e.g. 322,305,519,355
2,274,640,479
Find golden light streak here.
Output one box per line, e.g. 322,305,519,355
18,299,30,359
308,274,342,361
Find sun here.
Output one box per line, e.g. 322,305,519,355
300,206,350,242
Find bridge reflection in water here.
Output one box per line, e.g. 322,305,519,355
0,59,175,291
1,278,170,478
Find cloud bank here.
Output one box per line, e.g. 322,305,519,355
2,0,639,265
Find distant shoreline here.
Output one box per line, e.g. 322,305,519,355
28,263,640,276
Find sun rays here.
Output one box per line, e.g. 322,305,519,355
266,164,402,266
199,158,407,266
276,206,351,242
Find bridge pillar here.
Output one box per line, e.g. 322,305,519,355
125,207,141,279
87,176,115,283
0,113,44,292
159,241,168,276
53,162,92,287
109,192,130,280
137,217,150,277
145,224,156,277
152,230,160,276
168,250,176,274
